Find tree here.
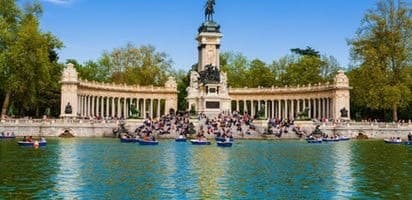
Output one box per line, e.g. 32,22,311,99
247,59,275,87
290,46,320,57
171,69,189,111
348,0,412,121
220,52,249,87
0,1,62,118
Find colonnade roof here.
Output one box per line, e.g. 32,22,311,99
78,80,177,94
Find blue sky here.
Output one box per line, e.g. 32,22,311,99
38,0,378,70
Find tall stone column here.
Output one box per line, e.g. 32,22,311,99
157,99,161,118
91,96,95,117
105,97,110,117
318,98,321,119
79,96,83,117
308,99,312,119
111,97,114,118
117,98,121,118
326,98,330,119
143,99,146,118
251,100,255,117
277,100,281,119
291,100,295,119
264,101,267,118
123,98,127,118
150,99,153,119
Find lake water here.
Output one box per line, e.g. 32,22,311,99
0,139,411,199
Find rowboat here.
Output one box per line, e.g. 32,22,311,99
190,139,211,145
18,141,47,147
384,139,402,144
175,138,187,142
138,140,159,145
306,139,322,144
217,141,232,147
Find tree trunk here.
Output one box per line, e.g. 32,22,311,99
1,92,11,119
392,104,398,122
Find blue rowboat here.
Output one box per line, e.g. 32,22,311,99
404,141,412,145
190,139,211,145
322,138,340,142
18,141,47,147
306,139,322,144
217,141,232,147
175,138,187,142
215,137,234,142
339,137,350,141
120,138,139,143
384,139,402,144
138,140,159,145
0,135,16,139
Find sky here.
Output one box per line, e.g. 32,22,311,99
37,0,379,71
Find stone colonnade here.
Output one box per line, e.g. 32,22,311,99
60,64,178,119
77,95,167,119
230,98,333,120
228,70,351,121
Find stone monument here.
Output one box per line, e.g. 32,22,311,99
60,63,79,118
186,0,231,117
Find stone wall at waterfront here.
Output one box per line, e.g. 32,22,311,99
0,119,120,137
1,119,411,139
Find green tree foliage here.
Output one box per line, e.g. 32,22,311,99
247,59,275,87
220,52,249,87
290,46,320,57
0,0,62,117
171,69,189,111
71,43,172,87
220,50,340,88
348,0,412,121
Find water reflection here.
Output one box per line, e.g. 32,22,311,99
1,139,411,199
330,141,355,198
53,139,82,199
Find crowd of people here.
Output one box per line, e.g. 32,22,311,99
119,112,194,141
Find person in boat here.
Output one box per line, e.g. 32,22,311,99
40,137,46,142
408,132,412,141
23,136,27,142
27,136,33,142
178,133,184,139
1,132,4,137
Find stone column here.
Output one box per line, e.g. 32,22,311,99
85,96,89,117
150,99,153,119
308,99,312,119
105,97,109,118
318,98,321,119
251,100,255,117
79,96,82,117
117,98,121,118
291,100,295,119
143,99,146,118
157,99,161,118
99,97,102,117
271,100,274,118
264,100,267,118
326,98,330,119
110,97,114,118
277,100,281,119
123,98,126,119
297,99,301,114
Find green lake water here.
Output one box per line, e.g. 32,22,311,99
0,139,411,199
